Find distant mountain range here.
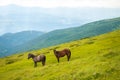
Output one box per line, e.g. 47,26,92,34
15,17,120,53
0,5,120,35
0,31,44,57
1,31,44,46
0,17,120,57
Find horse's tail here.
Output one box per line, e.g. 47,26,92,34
66,49,71,61
69,49,71,59
42,55,46,66
44,55,46,64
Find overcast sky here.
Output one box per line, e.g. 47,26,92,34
0,0,120,35
0,0,120,8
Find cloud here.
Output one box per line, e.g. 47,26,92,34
0,26,30,35
0,0,120,8
0,0,120,35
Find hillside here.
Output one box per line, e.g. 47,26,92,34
0,31,44,57
0,30,120,80
16,17,120,53
1,31,44,46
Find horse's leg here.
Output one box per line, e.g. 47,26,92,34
69,54,71,61
42,56,46,66
67,55,69,61
57,57,59,63
67,53,71,61
34,62,37,67
42,61,45,66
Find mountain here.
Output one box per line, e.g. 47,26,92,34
1,31,44,46
0,17,120,57
0,5,120,35
0,37,10,55
0,31,44,57
0,29,120,80
14,17,120,53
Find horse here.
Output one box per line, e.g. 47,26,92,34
28,53,46,67
53,49,71,63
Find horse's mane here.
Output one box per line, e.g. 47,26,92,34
29,53,36,57
53,49,59,54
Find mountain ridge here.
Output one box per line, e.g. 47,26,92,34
0,17,120,57
13,17,120,54
0,31,44,57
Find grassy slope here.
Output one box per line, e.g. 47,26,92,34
0,30,120,80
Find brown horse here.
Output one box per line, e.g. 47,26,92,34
53,49,71,63
28,53,46,67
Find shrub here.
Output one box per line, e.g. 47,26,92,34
17,54,24,57
6,60,15,64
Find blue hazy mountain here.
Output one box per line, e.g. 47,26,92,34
0,17,120,57
0,5,120,35
5,17,120,57
0,31,44,57
1,31,44,46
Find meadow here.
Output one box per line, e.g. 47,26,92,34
0,30,120,80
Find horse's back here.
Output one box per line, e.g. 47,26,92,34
37,54,46,61
59,49,71,56
63,49,71,53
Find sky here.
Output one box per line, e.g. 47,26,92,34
0,0,120,35
0,0,120,8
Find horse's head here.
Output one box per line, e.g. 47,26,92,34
53,49,56,52
53,49,57,54
53,49,59,55
28,53,34,59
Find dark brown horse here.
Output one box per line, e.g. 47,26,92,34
28,53,46,67
53,49,71,63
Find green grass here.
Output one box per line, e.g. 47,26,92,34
0,30,120,80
